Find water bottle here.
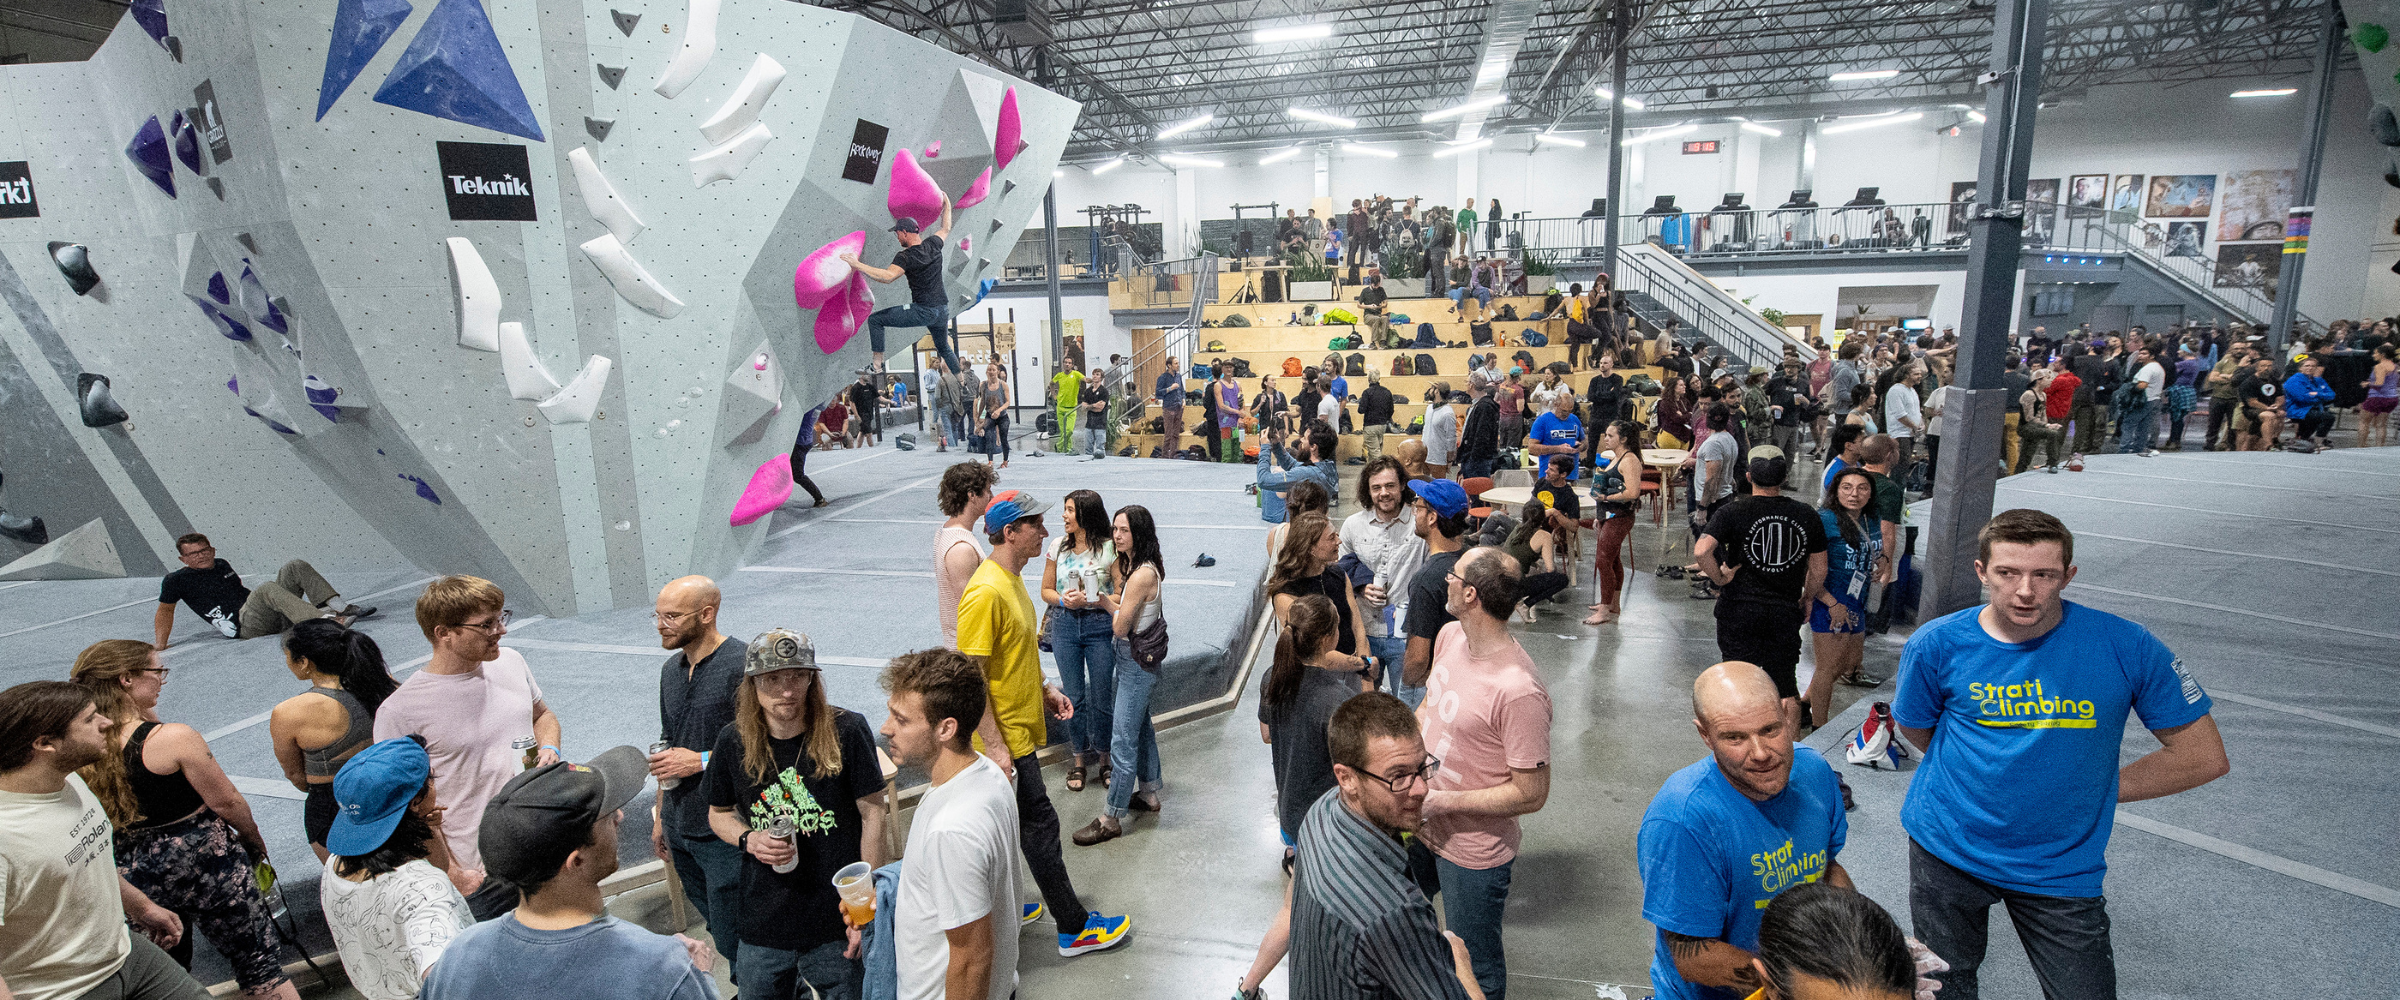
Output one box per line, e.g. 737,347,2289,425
649,740,679,790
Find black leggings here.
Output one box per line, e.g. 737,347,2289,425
788,446,826,504
1202,412,1222,460
2297,409,2334,440
986,416,1011,460
1518,571,1570,608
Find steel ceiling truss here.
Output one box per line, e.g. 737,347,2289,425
786,0,2342,159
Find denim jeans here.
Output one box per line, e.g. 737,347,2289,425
865,302,950,359
1408,839,1515,1000
1909,840,2117,1000
668,831,746,971
734,937,860,1000
1369,634,1420,708
1050,608,1117,758
2116,401,2155,452
1103,642,1161,819
1076,426,1108,458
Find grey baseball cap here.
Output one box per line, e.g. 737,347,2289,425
744,628,819,675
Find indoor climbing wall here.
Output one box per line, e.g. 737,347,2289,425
0,0,1077,610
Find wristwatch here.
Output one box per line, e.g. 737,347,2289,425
737,831,752,853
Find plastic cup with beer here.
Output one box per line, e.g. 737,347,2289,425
833,861,875,925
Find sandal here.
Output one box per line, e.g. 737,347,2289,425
1096,763,1113,789
1065,765,1086,792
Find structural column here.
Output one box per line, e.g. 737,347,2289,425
2267,0,2343,354
1917,0,2048,623
1599,0,1629,281
1043,185,1064,373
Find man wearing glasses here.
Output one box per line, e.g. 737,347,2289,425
152,532,375,649
647,576,748,970
374,575,563,919
1409,548,1553,1000
1287,692,1485,1000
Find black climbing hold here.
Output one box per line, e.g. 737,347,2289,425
597,63,627,89
611,9,640,34
206,177,225,199
77,373,129,428
165,36,182,61
586,117,615,142
47,242,100,295
236,232,261,256
2375,105,2400,147
0,509,45,546
1002,178,1017,196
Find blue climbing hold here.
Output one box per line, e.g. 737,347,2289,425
188,295,252,341
245,407,298,435
318,0,414,121
371,0,546,142
305,375,341,421
126,116,174,197
170,111,203,174
400,474,442,504
240,266,289,334
129,0,169,45
206,272,230,304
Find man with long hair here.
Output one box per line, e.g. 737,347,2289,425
648,576,747,971
0,680,205,1000
1342,457,1418,703
702,630,886,997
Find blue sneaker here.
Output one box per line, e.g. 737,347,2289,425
1058,911,1132,956
1021,901,1045,927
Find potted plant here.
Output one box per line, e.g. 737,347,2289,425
1285,251,1335,301
1381,244,1426,296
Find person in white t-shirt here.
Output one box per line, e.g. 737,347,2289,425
373,576,561,910
1883,364,1926,472
321,738,473,1000
879,650,1020,1000
1421,382,1460,478
2121,345,2167,455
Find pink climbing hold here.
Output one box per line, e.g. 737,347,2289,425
995,88,1022,170
847,269,876,326
957,167,992,210
812,276,862,354
887,148,944,225
794,230,866,310
959,236,971,253
924,140,941,158
729,454,794,526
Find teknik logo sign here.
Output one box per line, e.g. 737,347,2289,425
436,141,537,221
842,120,889,184
0,162,37,219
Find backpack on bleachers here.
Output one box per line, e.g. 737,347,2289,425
1471,321,1495,347
1413,323,1439,348
1345,353,1366,377
1223,313,1251,327
1414,353,1438,375
1391,354,1414,376
1224,358,1255,378
1520,329,1548,347
1495,304,1519,322
1283,357,1303,378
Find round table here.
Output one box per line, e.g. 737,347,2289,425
1640,448,1690,466
1477,485,1535,512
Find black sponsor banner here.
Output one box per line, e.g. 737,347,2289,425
194,80,233,163
436,141,537,221
0,162,37,218
842,119,888,184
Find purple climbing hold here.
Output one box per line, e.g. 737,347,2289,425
188,295,253,341
129,0,169,45
227,376,239,394
170,112,204,174
126,116,175,197
207,272,230,304
399,474,442,504
318,0,416,121
305,375,341,421
372,0,546,142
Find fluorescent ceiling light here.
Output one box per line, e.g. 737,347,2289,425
1341,143,1399,158
1421,94,1508,122
1252,23,1333,43
1534,132,1587,147
1476,60,1508,83
1820,111,1923,133
2229,87,2298,98
1434,138,1493,158
1621,123,1697,146
1966,110,1987,123
1259,147,1306,165
1592,87,1645,110
1091,157,1126,175
1158,153,1222,168
1156,114,1212,139
1829,69,1900,81
1288,107,1358,128
1738,121,1782,136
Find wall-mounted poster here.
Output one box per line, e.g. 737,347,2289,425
2163,221,2207,259
2068,174,2108,216
2024,178,2059,241
2145,174,2216,217
2213,243,2280,299
1949,181,1976,231
2215,169,2296,242
2109,174,2144,214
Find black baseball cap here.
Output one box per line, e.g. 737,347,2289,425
890,217,923,234
476,745,648,886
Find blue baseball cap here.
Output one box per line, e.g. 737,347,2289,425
981,489,1051,534
327,738,432,857
1409,478,1469,518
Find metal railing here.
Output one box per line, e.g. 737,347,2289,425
1614,242,1817,370
1119,253,1217,417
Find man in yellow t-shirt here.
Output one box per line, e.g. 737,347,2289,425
952,491,1132,956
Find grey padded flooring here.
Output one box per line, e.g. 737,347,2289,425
4,435,2393,997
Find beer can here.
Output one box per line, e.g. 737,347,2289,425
649,740,679,790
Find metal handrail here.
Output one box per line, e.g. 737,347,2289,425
1119,253,1217,409
1616,243,1816,370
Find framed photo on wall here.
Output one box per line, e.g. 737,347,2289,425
2213,243,2280,299
2163,221,2206,259
2024,178,2060,243
2145,174,2216,217
2109,174,2144,214
2215,169,2296,242
2068,174,2108,216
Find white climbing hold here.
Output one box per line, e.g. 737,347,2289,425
444,238,501,352
567,147,646,245
690,121,773,187
698,54,786,145
540,356,615,424
498,321,562,401
580,234,685,318
652,0,719,98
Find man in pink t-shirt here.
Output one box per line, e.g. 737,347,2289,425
1414,546,1554,1000
372,576,560,916
934,462,997,646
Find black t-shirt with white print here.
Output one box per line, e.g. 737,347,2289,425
700,709,884,951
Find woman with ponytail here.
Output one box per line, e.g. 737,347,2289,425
1256,594,1368,851
270,618,398,858
70,639,301,1000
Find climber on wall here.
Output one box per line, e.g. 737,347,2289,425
842,193,957,375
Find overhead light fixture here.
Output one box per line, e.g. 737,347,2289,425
1593,87,1646,110
1252,23,1333,44
1421,94,1508,122
1288,107,1358,128
1533,132,1587,147
1158,153,1223,168
1091,156,1126,175
1829,69,1900,81
1156,114,1212,139
1738,121,1782,136
1342,142,1399,158
2230,87,2298,98
1965,109,1987,123
1434,138,1493,158
1476,60,1508,83
1259,147,1306,165
1820,111,1923,133
1621,123,1697,146
1053,169,1063,178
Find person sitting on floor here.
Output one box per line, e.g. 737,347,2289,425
153,533,375,650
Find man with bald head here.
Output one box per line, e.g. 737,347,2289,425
1636,662,1850,1000
648,575,749,967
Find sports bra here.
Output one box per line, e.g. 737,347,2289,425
301,686,376,778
